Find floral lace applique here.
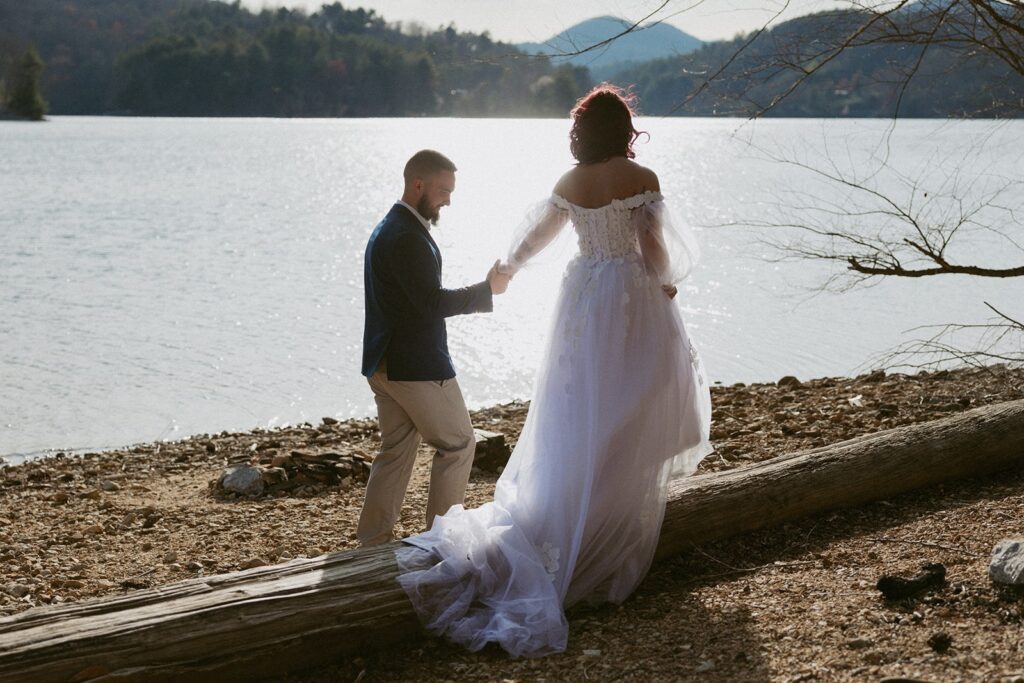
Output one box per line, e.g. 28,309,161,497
689,343,705,386
536,541,561,579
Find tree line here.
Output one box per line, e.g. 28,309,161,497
0,0,589,117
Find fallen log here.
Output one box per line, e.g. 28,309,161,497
1,399,1022,682
655,396,1024,558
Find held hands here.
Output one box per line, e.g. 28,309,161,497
487,259,514,295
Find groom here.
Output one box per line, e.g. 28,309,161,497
357,149,512,546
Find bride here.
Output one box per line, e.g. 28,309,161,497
396,84,713,657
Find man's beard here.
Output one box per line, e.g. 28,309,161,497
416,197,440,225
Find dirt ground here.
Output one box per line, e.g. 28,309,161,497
2,364,1023,682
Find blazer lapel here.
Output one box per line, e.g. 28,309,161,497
394,204,442,273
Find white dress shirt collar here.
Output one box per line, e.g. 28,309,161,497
396,199,431,230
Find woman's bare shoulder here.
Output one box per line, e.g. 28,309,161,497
627,160,660,191
552,167,580,197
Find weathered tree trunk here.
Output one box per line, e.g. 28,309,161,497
2,400,1022,682
656,397,1024,558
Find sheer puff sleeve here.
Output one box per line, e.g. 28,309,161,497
632,195,701,285
499,197,571,274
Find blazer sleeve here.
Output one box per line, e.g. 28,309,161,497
391,232,493,320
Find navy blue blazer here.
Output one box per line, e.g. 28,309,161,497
362,203,493,381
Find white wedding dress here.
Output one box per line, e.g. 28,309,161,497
396,191,713,657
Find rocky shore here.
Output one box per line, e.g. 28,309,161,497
2,365,1023,682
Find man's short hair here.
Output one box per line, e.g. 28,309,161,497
404,149,457,183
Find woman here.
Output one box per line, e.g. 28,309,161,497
396,84,712,657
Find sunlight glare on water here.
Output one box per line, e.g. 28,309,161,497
0,117,1020,462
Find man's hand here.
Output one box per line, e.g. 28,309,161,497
487,259,513,295
662,284,678,299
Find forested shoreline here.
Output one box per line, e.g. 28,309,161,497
0,0,1021,118
0,0,588,117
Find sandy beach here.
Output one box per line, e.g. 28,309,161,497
2,365,1023,681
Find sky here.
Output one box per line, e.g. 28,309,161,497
239,0,844,44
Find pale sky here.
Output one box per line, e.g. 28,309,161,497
239,0,844,43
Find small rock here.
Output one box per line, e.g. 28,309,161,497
186,561,204,572
695,660,715,673
270,453,293,468
218,465,265,496
141,541,154,551
162,551,178,564
100,480,120,492
321,416,339,426
846,637,873,649
241,557,266,570
927,631,953,653
990,539,1024,585
582,649,601,657
7,584,30,598
777,375,801,388
261,467,288,486
52,492,69,505
83,524,104,535
83,489,102,500
473,429,511,473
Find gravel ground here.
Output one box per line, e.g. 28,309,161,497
1,364,1023,682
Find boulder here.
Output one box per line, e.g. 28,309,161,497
990,538,1024,585
218,465,265,496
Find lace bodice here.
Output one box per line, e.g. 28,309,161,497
551,191,664,260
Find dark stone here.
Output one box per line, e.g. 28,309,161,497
877,562,946,600
877,404,899,418
777,375,802,388
927,631,953,653
473,429,511,473
863,369,886,383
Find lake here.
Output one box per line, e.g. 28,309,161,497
1,116,1020,464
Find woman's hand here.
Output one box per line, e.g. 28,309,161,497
662,284,677,299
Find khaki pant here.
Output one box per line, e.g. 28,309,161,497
356,367,476,546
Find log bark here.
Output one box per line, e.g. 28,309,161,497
2,399,1022,682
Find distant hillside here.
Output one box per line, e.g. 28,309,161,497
0,0,590,116
518,16,702,82
616,8,1024,117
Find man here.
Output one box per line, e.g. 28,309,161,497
357,149,512,546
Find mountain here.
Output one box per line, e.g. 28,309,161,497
517,16,702,82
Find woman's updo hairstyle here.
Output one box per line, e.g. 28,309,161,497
569,84,644,164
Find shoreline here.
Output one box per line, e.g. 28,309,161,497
2,364,1023,681
4,362,1016,469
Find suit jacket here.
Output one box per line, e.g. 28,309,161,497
362,203,493,380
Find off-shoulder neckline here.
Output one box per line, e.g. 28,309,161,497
551,190,664,211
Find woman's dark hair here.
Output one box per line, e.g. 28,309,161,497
569,84,644,164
